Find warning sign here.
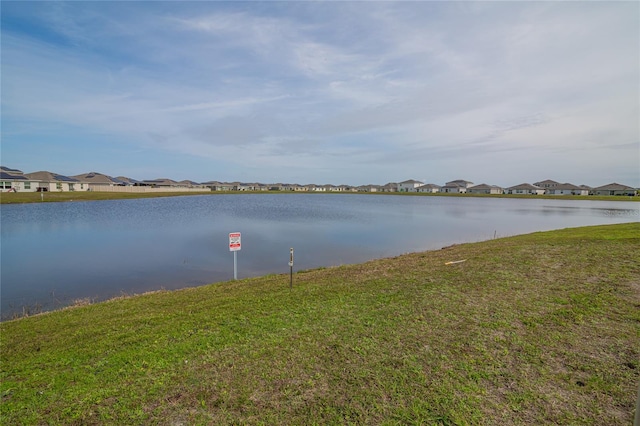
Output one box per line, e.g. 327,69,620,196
229,232,241,251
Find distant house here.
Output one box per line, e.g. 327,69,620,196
592,183,637,196
467,184,503,195
177,180,203,188
416,183,441,193
545,183,589,196
533,179,561,190
381,183,398,192
236,183,255,191
334,185,354,192
398,179,424,192
25,171,81,192
579,185,593,195
72,172,124,190
441,180,473,194
1,167,33,192
141,178,179,187
203,181,235,191
505,183,545,195
357,184,382,192
116,176,142,186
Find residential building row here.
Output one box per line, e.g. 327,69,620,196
0,167,637,196
396,179,637,196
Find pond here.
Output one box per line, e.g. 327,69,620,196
1,193,638,318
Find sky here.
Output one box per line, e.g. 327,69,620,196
1,1,638,187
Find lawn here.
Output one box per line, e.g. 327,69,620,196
0,191,213,204
1,223,638,424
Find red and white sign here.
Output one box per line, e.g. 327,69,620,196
229,232,241,251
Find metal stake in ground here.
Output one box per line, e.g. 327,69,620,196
229,232,241,280
289,248,294,289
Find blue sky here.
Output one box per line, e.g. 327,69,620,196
1,1,638,186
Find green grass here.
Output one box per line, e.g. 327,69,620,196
1,223,639,424
0,191,213,204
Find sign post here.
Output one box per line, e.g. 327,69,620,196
289,248,294,289
229,232,241,280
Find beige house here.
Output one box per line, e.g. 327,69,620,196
72,172,124,190
25,171,83,192
467,184,503,194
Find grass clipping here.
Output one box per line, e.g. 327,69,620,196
1,223,639,425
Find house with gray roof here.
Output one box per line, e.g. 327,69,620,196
545,183,589,196
25,171,81,192
416,183,441,193
115,176,141,186
357,184,382,192
0,167,31,192
141,178,178,187
467,183,503,195
592,183,637,196
177,180,203,188
441,180,474,193
72,172,125,190
533,179,561,190
505,183,545,195
381,183,398,192
398,179,424,192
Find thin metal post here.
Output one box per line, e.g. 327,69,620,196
289,248,294,289
233,251,237,280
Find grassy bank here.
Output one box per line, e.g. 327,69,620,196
0,191,213,204
1,223,639,424
1,190,637,204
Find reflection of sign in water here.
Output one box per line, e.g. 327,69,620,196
229,232,241,251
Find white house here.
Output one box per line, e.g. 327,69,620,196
416,183,441,193
441,180,474,193
505,183,545,195
398,179,424,192
1,167,38,192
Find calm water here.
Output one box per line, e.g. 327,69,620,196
1,194,638,318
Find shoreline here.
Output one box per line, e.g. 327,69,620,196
1,189,638,204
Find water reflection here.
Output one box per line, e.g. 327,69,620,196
1,194,637,318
